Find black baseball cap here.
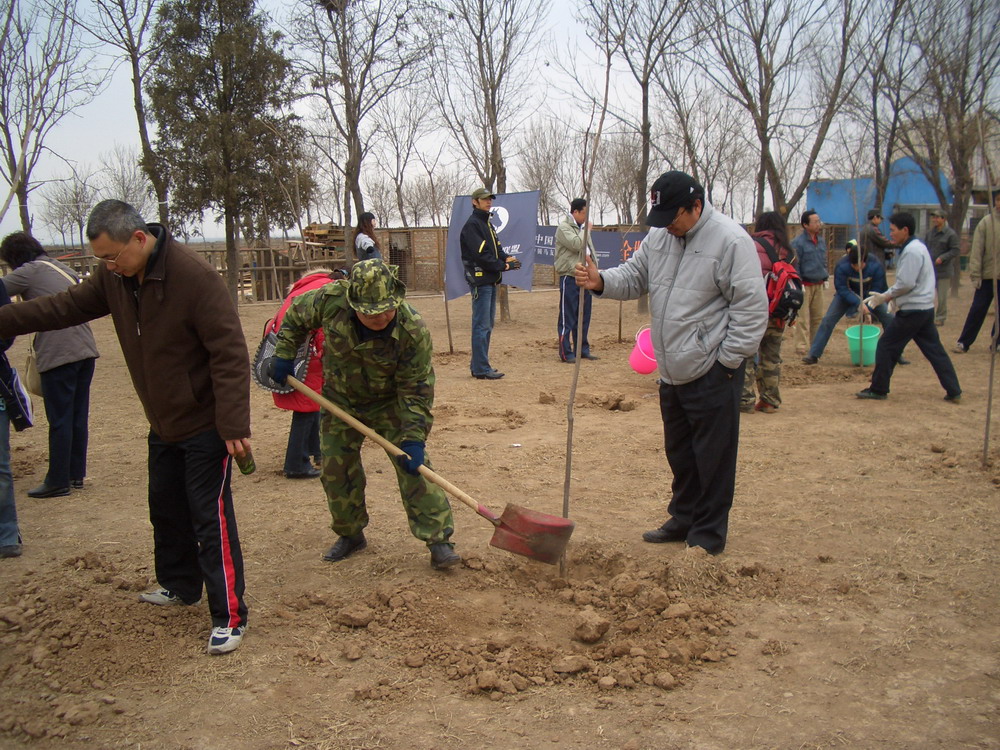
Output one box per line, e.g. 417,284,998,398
647,171,705,228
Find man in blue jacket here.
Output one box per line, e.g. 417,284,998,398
802,241,893,364
790,210,829,355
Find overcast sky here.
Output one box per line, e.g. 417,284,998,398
2,0,600,246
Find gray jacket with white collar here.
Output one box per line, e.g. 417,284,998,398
596,201,767,385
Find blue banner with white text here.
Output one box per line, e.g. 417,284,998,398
444,190,540,300
534,226,646,270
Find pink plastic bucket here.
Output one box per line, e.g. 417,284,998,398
629,327,657,374
635,327,655,359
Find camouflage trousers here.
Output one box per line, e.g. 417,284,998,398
742,323,785,409
319,408,454,545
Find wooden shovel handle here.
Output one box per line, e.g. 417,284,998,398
286,376,501,525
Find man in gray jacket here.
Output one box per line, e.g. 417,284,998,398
575,171,767,555
555,198,597,362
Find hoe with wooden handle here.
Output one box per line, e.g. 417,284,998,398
286,376,575,565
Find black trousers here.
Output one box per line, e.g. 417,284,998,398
39,357,95,487
659,361,745,554
870,308,961,397
148,428,247,628
957,279,999,350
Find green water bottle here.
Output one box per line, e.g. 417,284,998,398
234,447,256,475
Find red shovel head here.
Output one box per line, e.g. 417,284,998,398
488,504,576,565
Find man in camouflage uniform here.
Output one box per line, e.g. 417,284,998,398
269,259,460,570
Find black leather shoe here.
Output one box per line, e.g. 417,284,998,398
896,357,911,365
581,353,599,360
71,479,84,489
642,526,688,544
285,467,321,479
562,356,576,364
801,356,818,365
473,370,504,380
322,533,367,562
429,543,461,570
28,483,70,498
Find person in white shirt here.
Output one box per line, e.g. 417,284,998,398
856,211,961,403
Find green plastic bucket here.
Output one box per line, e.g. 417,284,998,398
845,324,880,366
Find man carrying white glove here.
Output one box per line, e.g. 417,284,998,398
856,212,961,403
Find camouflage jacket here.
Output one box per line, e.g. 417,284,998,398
274,282,435,443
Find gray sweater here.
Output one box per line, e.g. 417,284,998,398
1,258,99,372
886,238,936,310
597,202,767,384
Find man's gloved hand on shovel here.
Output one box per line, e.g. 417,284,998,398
268,356,295,385
396,440,425,476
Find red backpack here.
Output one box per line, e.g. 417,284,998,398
757,237,803,328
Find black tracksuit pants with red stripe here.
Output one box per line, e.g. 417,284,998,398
148,428,247,629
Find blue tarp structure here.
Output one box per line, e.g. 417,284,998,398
806,157,953,236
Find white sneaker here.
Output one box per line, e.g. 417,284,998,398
207,625,246,655
138,588,187,606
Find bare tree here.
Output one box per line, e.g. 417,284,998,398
430,0,546,192
414,147,464,226
692,0,869,217
96,144,156,217
38,180,74,247
372,89,429,228
291,0,430,229
653,65,757,217
594,132,643,225
577,0,691,222
515,117,568,224
0,0,102,229
40,167,97,250
362,173,398,227
896,0,1000,232
75,0,169,225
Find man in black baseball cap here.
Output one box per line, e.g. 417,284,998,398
646,171,706,230
575,169,767,556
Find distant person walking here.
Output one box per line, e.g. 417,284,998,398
0,233,99,499
953,190,1000,353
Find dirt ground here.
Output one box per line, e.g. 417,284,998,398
1,281,998,749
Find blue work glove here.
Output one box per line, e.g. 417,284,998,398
396,440,425,476
268,356,295,385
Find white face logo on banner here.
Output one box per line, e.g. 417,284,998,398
491,206,510,234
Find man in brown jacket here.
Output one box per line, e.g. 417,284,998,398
0,200,251,655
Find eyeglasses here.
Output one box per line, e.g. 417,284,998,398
96,240,129,266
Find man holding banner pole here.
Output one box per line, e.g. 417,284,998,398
555,198,598,363
460,188,520,380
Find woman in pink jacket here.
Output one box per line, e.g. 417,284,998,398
268,269,344,478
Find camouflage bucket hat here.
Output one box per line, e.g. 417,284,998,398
347,259,405,315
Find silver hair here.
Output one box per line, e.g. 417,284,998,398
86,200,148,243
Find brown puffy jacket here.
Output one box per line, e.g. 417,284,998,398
0,226,250,442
